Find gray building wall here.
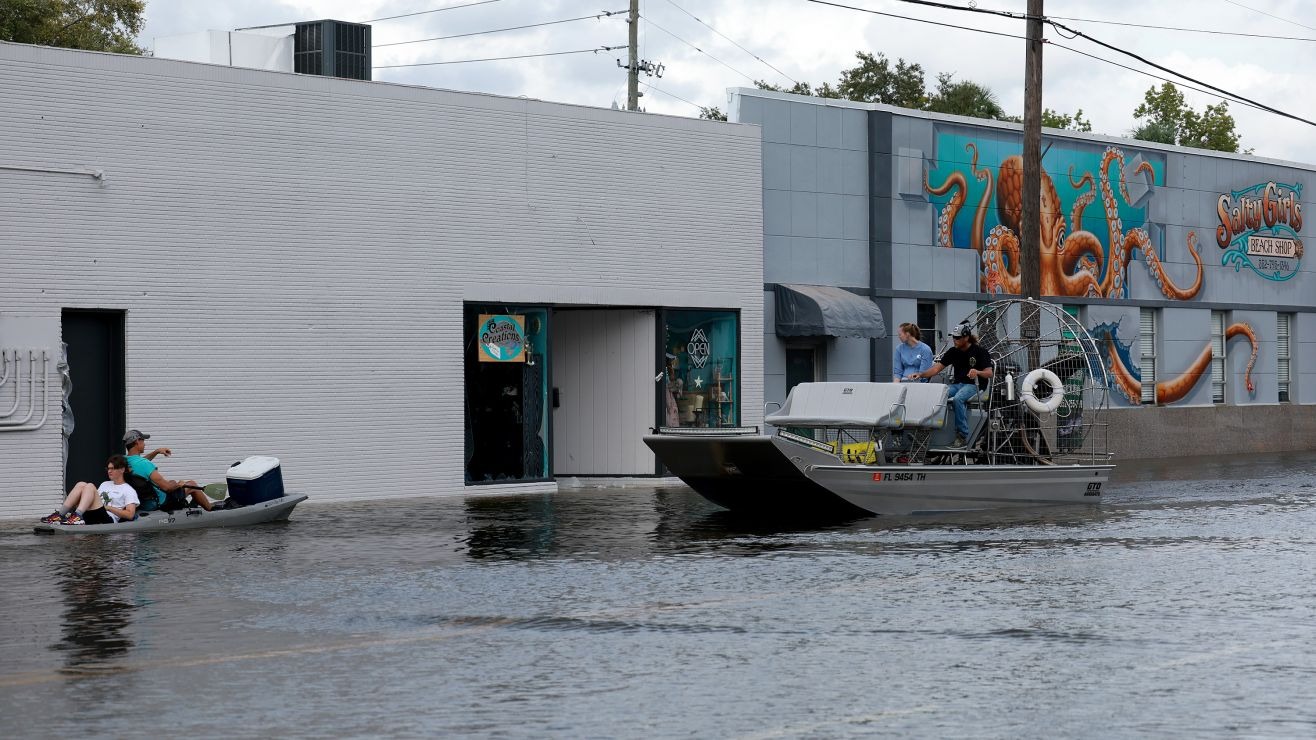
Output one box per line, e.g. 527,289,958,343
0,43,764,517
732,87,1316,446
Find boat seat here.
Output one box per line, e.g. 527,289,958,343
885,383,949,463
765,382,908,430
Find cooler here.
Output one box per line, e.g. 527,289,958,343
226,456,285,505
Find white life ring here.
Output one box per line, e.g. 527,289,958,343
1021,368,1064,414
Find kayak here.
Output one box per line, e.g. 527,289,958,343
33,494,308,535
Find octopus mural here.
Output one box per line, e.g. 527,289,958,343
1089,320,1258,405
926,142,1204,300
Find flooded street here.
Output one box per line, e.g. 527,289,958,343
5,452,1316,737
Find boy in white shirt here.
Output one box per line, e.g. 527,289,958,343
40,455,139,525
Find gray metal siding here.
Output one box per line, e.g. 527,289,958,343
0,44,763,517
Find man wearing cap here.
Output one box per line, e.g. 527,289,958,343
124,429,215,511
906,323,994,447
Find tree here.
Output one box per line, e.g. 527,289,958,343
699,105,728,121
835,52,926,108
926,73,1004,120
0,0,146,54
1003,107,1093,131
1132,82,1243,153
753,79,841,99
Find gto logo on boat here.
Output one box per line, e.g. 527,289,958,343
1085,482,1102,496
687,329,711,368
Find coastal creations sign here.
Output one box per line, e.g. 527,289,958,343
478,314,526,362
1217,181,1304,281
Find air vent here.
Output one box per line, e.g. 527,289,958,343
294,20,371,80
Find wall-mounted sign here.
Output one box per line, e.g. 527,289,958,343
1217,181,1304,281
687,328,711,368
478,314,526,362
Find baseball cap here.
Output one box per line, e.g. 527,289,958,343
123,429,151,445
949,323,973,339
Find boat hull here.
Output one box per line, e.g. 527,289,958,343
643,434,868,517
805,462,1111,515
33,494,308,534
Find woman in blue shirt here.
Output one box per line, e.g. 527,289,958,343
892,322,933,382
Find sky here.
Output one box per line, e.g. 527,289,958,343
136,0,1316,164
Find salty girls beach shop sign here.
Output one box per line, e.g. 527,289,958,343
1217,181,1304,281
478,314,526,362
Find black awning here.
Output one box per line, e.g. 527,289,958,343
773,284,887,339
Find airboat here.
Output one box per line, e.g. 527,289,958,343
644,298,1114,517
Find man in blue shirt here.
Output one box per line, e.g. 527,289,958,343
892,322,933,382
124,429,214,511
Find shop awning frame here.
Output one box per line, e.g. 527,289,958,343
773,284,887,339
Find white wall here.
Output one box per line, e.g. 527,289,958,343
0,43,763,517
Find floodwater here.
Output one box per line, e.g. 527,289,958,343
4,453,1316,738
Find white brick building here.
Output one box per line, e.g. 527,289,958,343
0,42,763,518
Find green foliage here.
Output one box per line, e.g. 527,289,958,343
926,73,1004,120
1042,107,1092,132
1132,82,1243,153
0,0,146,54
699,105,728,121
835,52,926,108
1002,107,1094,131
753,79,842,99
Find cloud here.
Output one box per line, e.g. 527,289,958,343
135,0,1316,163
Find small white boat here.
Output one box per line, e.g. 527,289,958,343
646,298,1114,517
33,494,308,534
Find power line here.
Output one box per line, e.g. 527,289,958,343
659,0,798,84
640,81,702,110
1046,20,1316,128
364,0,503,24
641,14,757,83
1047,40,1268,117
807,0,1028,42
1221,0,1316,35
374,46,625,69
1048,14,1316,42
870,0,1316,128
891,0,1316,41
374,11,626,48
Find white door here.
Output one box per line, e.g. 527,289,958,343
552,309,657,475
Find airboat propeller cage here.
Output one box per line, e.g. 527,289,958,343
227,456,285,505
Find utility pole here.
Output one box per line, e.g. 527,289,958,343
618,0,663,111
1021,0,1044,302
627,0,639,110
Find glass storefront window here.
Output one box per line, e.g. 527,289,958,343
662,309,739,428
464,305,549,483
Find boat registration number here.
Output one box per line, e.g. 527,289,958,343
873,472,926,482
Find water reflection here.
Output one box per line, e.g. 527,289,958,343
51,537,142,675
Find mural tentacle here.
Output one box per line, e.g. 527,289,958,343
1139,230,1204,301
1092,321,1258,405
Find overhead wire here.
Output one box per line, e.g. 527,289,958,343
1221,0,1316,35
1045,20,1316,128
641,81,703,110
1046,14,1316,42
374,46,625,69
374,11,627,48
863,0,1316,129
806,0,1028,42
640,14,758,83
659,0,799,84
364,0,503,24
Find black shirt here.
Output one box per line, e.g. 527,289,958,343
937,343,994,388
